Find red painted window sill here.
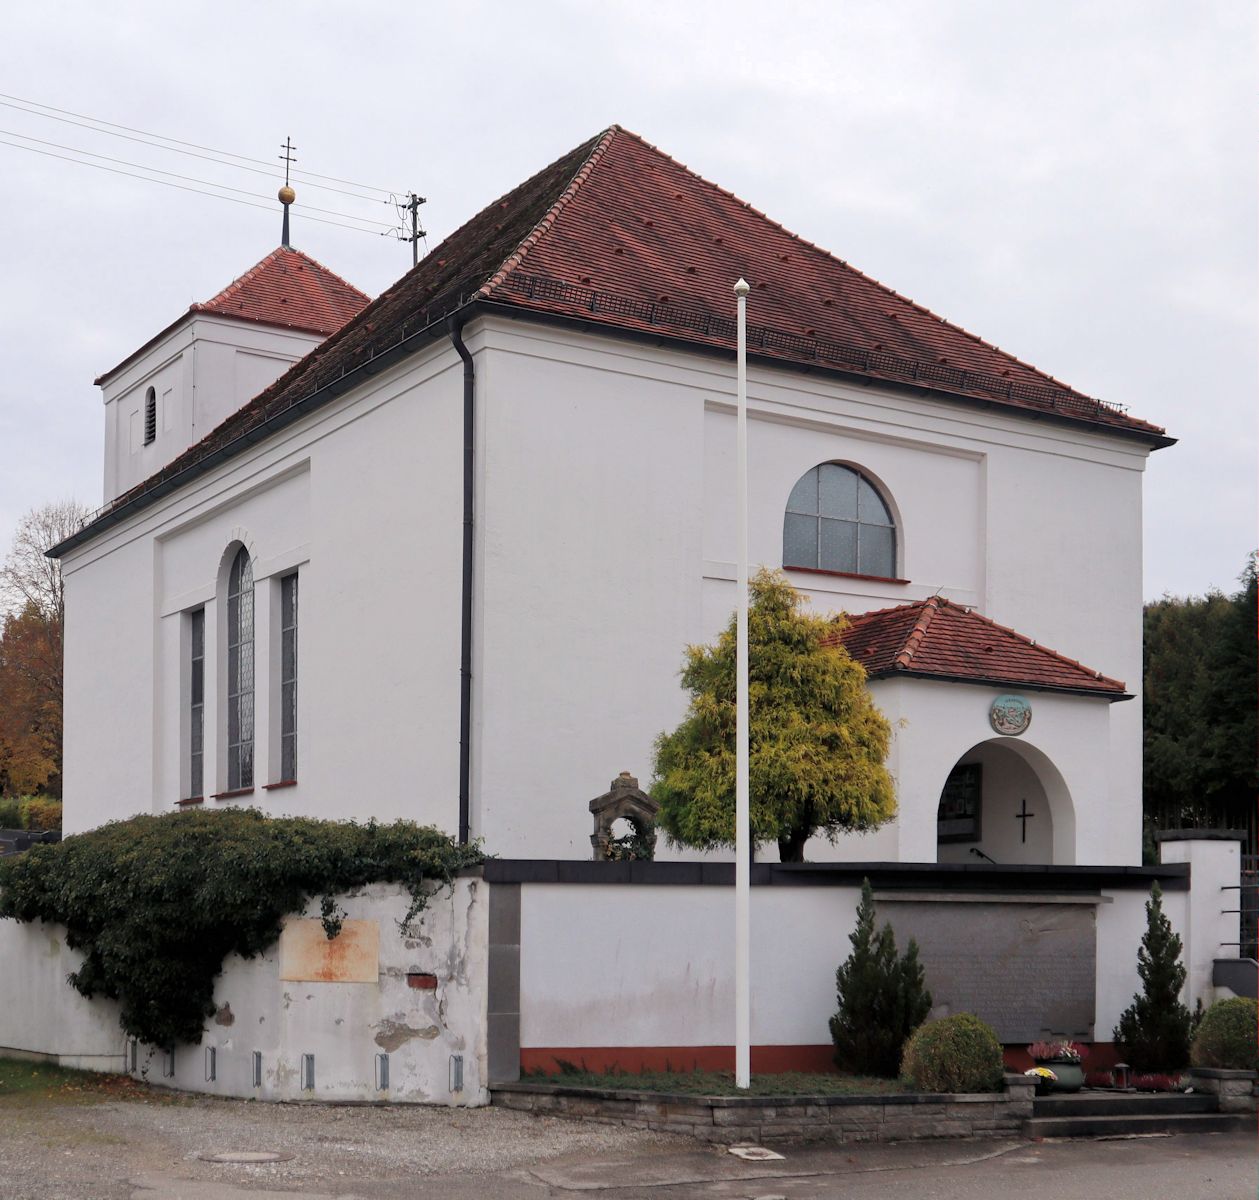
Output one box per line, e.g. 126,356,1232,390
785,564,910,586
176,796,205,807
262,779,298,791
210,787,255,802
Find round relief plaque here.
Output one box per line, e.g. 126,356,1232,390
990,694,1031,736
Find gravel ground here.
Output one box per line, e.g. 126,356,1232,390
0,1093,683,1199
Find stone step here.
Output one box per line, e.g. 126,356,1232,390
1033,1092,1217,1117
1025,1111,1252,1139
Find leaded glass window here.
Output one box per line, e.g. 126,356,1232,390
189,607,204,798
226,547,254,790
783,463,897,578
280,572,298,781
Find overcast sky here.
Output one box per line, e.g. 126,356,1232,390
0,1,1253,600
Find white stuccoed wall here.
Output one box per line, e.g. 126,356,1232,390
0,917,125,1071
100,313,328,505
518,883,860,1051
62,313,1151,869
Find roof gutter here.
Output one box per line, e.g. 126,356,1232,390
867,668,1133,701
447,316,476,847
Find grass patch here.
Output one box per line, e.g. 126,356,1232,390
524,1065,910,1096
0,1057,167,1106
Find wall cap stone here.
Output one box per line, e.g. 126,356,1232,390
1188,1067,1258,1080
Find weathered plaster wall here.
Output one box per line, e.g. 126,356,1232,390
131,880,489,1104
0,882,488,1104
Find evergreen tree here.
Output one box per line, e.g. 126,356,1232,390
1114,882,1194,1070
652,570,895,862
829,879,932,1076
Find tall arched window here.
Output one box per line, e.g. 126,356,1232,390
226,546,255,790
143,387,157,446
783,463,897,579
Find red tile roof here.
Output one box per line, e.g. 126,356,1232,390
191,246,370,336
824,596,1129,697
94,247,369,386
62,126,1169,554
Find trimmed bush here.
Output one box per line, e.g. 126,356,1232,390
901,1013,1004,1093
830,879,932,1077
19,796,61,832
0,808,483,1049
1191,998,1257,1071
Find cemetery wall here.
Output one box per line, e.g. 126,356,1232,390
0,880,490,1104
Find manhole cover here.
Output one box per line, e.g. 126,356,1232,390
727,1145,785,1161
200,1151,295,1164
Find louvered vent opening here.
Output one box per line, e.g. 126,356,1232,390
143,387,157,446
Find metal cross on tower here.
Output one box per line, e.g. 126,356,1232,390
278,136,297,248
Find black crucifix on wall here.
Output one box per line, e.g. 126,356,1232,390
1015,798,1035,843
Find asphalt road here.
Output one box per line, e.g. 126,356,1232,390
0,1089,1251,1200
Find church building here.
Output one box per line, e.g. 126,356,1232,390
51,126,1172,869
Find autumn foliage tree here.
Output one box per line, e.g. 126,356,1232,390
651,569,895,862
0,501,89,797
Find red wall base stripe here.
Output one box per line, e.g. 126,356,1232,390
520,1042,1124,1077
521,1045,835,1075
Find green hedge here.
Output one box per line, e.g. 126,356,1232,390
900,1013,1004,1093
0,808,483,1049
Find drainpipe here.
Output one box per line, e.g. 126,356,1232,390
447,317,475,846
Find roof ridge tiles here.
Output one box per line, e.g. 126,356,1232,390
480,127,620,296
894,595,941,669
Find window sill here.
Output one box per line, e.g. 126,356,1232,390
176,796,205,807
785,565,911,586
210,787,255,802
262,779,298,791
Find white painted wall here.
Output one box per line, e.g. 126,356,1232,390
518,883,861,1049
62,332,467,833
472,319,1149,863
0,917,125,1071
64,313,1151,868
100,313,327,504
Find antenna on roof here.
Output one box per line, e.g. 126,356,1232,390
278,136,297,248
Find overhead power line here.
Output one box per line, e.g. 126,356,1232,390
0,128,396,231
0,136,395,236
0,93,403,203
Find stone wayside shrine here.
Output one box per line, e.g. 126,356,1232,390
589,773,659,861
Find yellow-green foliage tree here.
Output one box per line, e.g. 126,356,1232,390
652,569,895,862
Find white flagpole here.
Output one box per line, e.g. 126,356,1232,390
733,277,751,1089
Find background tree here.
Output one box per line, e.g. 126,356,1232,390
830,879,932,1076
1113,882,1194,1070
0,501,88,797
1143,554,1258,842
651,569,895,862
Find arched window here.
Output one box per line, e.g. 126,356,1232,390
143,387,157,446
226,546,255,790
783,463,897,578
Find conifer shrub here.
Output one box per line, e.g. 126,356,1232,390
829,879,932,1076
900,1013,1004,1093
1191,997,1258,1071
0,798,21,829
1113,882,1194,1070
0,808,483,1049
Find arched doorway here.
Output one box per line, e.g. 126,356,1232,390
935,738,1075,865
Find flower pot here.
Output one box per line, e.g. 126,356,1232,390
1036,1060,1084,1092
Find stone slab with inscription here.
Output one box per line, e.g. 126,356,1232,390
878,896,1097,1042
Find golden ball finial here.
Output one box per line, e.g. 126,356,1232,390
278,184,296,206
